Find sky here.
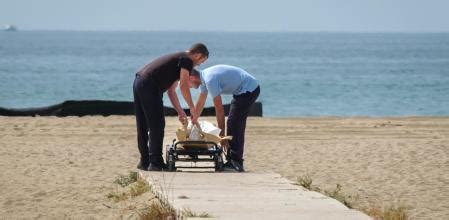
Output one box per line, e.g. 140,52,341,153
1,0,449,32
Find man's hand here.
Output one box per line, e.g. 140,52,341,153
178,111,188,125
213,95,225,135
190,107,199,124
220,139,229,153
195,92,207,119
167,80,188,125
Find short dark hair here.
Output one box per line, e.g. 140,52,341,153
190,68,200,77
188,43,209,58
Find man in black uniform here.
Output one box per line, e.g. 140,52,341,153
133,43,209,171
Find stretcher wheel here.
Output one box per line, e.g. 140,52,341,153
168,154,176,172
214,154,224,172
166,145,176,172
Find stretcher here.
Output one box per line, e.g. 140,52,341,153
165,121,232,172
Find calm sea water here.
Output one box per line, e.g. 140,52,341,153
1,31,448,116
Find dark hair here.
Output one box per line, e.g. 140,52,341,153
190,68,200,77
188,43,209,58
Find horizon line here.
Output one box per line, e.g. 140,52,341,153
5,28,449,34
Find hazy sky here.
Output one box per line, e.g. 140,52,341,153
1,0,448,32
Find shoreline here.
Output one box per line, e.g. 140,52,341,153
1,116,448,219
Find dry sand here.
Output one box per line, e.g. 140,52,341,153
0,116,448,219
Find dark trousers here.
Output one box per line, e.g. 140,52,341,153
227,86,260,161
133,75,165,166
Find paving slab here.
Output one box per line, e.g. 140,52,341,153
139,171,371,220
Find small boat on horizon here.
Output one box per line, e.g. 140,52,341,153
4,25,18,32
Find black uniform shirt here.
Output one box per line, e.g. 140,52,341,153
137,52,193,92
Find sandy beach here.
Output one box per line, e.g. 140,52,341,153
0,116,448,219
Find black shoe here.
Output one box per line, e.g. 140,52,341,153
223,161,237,172
137,161,148,171
147,162,168,171
223,159,245,172
230,159,245,172
160,162,168,170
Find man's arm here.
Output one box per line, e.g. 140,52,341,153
195,92,208,117
167,81,187,123
179,68,198,123
213,95,226,136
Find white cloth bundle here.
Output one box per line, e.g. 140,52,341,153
187,120,221,140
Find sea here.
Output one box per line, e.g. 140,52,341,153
1,31,448,117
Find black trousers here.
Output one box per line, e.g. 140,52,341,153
227,86,260,161
133,75,165,166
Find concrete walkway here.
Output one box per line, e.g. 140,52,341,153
139,171,371,220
